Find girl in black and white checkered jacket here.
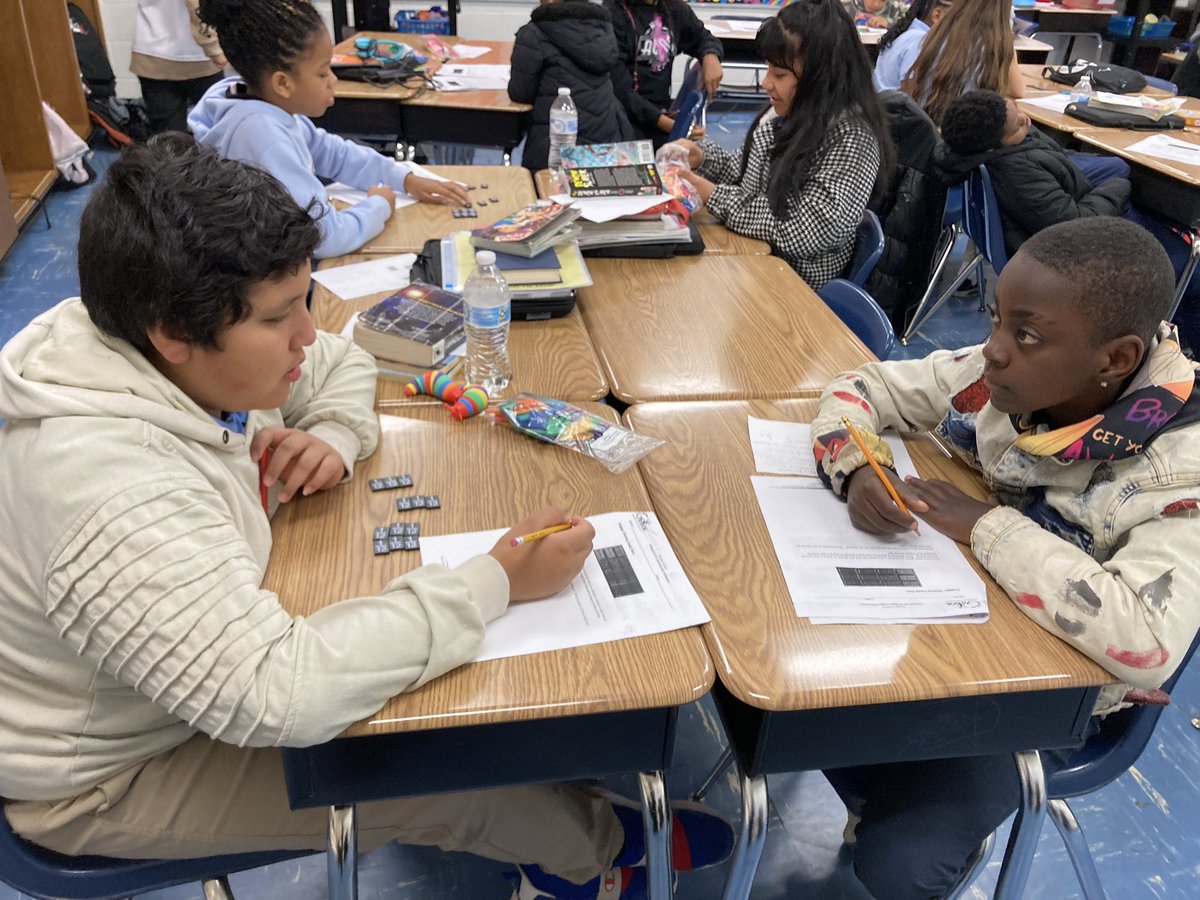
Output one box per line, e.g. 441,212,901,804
677,0,894,289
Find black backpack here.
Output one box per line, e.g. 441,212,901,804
1065,102,1187,131
68,2,150,146
1043,62,1148,95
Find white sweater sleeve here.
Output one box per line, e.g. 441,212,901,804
44,480,509,748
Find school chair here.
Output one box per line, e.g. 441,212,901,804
902,166,1006,343
900,186,963,345
966,628,1200,900
0,804,316,900
1144,75,1181,95
668,88,707,142
846,210,885,288
671,60,704,113
817,279,896,359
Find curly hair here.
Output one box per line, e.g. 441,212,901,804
79,134,319,354
197,0,326,89
1021,218,1176,347
941,89,1008,154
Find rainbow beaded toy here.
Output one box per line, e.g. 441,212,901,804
403,371,489,420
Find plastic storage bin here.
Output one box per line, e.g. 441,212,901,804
1108,15,1175,38
394,8,450,34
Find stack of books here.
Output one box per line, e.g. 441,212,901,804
469,201,582,257
1087,92,1186,122
350,282,466,381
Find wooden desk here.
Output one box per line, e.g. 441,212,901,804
625,399,1114,899
311,255,609,402
316,34,530,157
577,255,874,404
1077,126,1200,228
349,165,536,254
266,405,712,898
532,169,772,256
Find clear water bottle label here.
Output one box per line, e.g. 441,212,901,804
550,117,578,136
466,304,511,328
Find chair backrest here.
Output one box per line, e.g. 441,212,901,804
1144,74,1180,95
963,165,1008,274
667,88,706,142
1048,626,1200,800
0,802,310,899
845,210,885,287
671,61,703,114
817,278,896,359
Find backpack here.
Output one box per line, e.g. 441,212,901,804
67,2,150,146
1043,61,1148,94
1064,102,1186,130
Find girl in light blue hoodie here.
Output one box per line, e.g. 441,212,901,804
188,0,469,258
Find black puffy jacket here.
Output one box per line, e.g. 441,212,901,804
508,0,637,172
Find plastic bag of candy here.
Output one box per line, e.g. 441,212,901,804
493,394,664,473
651,143,701,223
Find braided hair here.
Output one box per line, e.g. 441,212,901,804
198,0,325,89
878,0,953,53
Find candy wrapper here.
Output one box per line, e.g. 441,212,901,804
494,394,665,473
653,143,701,223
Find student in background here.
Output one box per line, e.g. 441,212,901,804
901,0,1023,123
936,89,1200,350
0,136,733,900
132,0,227,134
811,217,1200,900
842,0,912,30
671,0,894,290
508,0,638,173
188,0,469,259
605,0,724,145
873,0,954,92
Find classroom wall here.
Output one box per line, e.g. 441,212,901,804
95,0,538,99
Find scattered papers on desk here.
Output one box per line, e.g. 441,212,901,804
1019,93,1073,113
1123,133,1200,166
420,511,710,661
445,43,490,59
750,425,987,625
311,253,417,301
432,63,510,91
326,182,419,211
443,231,592,295
549,191,674,223
747,416,817,476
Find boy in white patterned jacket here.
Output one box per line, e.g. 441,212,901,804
810,217,1200,900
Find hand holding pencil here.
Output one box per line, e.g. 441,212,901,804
841,417,926,535
489,508,595,602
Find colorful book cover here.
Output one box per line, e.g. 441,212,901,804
471,202,577,244
565,163,663,198
560,140,656,168
358,282,464,343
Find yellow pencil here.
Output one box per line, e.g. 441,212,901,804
840,416,919,533
510,522,574,547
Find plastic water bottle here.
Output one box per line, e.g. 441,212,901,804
1073,73,1094,105
548,87,578,171
463,250,512,395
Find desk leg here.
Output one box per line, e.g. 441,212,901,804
994,750,1047,900
1168,229,1200,323
638,771,674,899
327,803,358,900
719,770,768,900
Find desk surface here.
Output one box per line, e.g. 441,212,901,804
577,255,874,404
1019,63,1177,98
263,404,713,737
332,33,529,113
1077,127,1200,187
310,255,609,402
626,399,1114,713
352,165,537,254
532,169,772,257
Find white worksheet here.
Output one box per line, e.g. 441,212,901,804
548,193,675,223
747,416,817,476
420,511,711,661
1018,92,1074,113
311,253,416,301
1123,134,1200,166
432,63,510,91
326,182,419,211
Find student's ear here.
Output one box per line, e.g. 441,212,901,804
268,69,295,101
146,325,194,365
1098,334,1146,385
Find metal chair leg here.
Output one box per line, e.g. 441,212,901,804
327,803,358,900
1048,797,1108,900
203,876,235,900
994,750,1048,900
944,831,995,900
692,746,734,802
639,770,675,900
901,224,960,345
719,769,768,900
904,248,981,345
1167,228,1200,322
975,256,987,311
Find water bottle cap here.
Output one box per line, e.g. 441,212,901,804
475,250,496,265
558,86,570,95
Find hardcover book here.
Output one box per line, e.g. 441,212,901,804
352,282,465,367
470,201,582,257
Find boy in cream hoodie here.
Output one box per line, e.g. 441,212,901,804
0,136,731,899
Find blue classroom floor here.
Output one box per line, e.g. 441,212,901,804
1,118,1198,899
